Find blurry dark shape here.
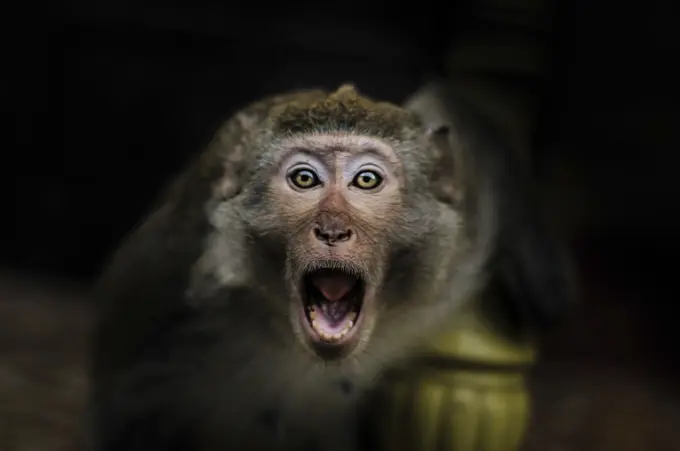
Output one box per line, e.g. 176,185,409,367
2,252,680,451
523,363,680,451
6,2,444,281
0,270,92,451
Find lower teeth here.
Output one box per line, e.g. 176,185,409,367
309,308,357,341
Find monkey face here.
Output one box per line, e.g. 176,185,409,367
243,133,420,359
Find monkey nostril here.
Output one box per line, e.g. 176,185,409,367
336,229,352,242
313,226,353,244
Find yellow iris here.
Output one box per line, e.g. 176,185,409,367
353,170,382,190
290,169,319,189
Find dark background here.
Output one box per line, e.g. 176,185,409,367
2,1,680,450
5,1,679,281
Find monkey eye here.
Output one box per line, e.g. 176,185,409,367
288,168,321,190
351,170,383,190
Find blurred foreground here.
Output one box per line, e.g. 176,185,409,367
1,257,678,451
0,271,90,451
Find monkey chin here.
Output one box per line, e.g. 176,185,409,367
296,266,367,360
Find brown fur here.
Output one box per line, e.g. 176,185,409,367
90,84,554,451
271,85,421,137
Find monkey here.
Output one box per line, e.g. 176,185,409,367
90,83,572,451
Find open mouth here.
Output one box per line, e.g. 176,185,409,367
301,268,365,346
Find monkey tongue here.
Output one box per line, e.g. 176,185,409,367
312,274,357,302
319,302,352,323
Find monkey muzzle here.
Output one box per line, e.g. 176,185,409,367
300,268,365,347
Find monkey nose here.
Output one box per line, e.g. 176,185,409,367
313,226,353,245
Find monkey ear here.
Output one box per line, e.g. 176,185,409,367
428,124,464,205
206,111,262,201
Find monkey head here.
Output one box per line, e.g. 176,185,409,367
250,131,419,359
215,85,471,363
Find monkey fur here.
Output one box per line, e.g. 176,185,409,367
91,84,572,451
404,80,576,333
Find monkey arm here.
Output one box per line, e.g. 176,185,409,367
92,283,361,451
92,297,275,450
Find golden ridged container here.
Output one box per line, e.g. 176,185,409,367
375,307,536,451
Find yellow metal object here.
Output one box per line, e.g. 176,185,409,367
375,306,536,451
